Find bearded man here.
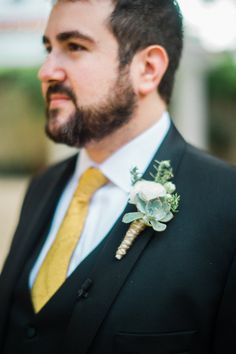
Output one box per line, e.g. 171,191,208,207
0,1,236,353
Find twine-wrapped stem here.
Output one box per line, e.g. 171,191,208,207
115,220,146,260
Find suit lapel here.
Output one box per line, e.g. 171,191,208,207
7,156,77,276
63,123,187,354
0,155,77,343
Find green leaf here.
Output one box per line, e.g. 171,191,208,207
148,199,162,209
145,201,166,220
150,220,167,232
170,194,180,212
161,211,173,222
162,201,171,213
122,212,144,224
130,166,142,185
152,160,173,184
136,195,146,213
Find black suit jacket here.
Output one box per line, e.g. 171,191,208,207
1,124,236,354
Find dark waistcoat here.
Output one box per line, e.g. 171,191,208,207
2,227,107,354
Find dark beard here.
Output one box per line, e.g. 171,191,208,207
45,68,137,148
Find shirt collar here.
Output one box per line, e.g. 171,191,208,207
75,112,171,194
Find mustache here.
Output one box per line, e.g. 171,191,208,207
46,84,77,105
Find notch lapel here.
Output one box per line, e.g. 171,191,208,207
0,155,77,344
63,123,187,354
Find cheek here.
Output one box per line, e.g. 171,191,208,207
69,60,118,104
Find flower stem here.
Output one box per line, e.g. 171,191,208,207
115,220,146,260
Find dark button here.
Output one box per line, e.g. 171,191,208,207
26,326,37,339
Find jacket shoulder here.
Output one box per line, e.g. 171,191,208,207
183,142,236,180
33,153,78,184
19,153,78,218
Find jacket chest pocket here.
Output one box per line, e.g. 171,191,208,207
114,330,197,354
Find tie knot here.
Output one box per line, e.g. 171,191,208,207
75,167,108,202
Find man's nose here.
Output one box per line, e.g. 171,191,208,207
38,55,66,83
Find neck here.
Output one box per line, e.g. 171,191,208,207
85,95,167,163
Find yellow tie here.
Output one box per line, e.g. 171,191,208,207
31,167,108,313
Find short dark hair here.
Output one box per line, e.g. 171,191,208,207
108,0,184,104
55,0,184,104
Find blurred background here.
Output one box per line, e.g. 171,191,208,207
0,0,236,270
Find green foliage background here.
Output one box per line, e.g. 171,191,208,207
0,67,47,175
207,54,236,162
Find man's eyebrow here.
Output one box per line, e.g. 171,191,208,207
57,30,95,44
42,31,96,47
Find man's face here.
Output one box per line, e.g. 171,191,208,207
38,0,137,148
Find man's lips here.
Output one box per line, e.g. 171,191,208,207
49,94,71,108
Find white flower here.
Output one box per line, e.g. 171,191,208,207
130,180,166,203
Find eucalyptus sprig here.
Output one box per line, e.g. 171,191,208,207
151,160,173,184
130,166,142,185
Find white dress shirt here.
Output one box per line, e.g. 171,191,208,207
29,112,171,287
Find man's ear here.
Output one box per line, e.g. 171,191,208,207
131,45,169,96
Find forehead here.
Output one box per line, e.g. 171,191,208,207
45,0,114,40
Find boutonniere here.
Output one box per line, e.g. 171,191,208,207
115,160,180,260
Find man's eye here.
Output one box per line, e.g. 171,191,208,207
68,43,86,51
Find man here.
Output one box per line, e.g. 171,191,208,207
0,0,236,353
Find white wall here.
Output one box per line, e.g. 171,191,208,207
173,37,209,149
